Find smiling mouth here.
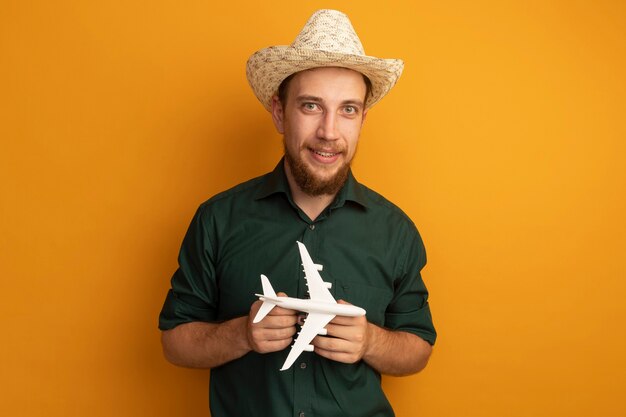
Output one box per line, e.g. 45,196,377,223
314,150,339,157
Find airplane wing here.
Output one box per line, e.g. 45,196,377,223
281,311,334,371
297,241,336,304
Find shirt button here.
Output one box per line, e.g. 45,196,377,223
309,224,315,230
300,362,307,369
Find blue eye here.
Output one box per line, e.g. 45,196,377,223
344,105,360,115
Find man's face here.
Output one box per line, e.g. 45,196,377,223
272,67,368,196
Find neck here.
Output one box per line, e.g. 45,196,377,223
284,160,337,221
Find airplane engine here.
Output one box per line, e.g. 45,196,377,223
304,344,315,352
317,328,327,336
324,282,332,289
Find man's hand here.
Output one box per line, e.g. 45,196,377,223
247,292,298,354
311,300,433,375
312,299,371,364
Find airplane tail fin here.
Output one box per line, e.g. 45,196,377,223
260,274,277,298
253,275,277,323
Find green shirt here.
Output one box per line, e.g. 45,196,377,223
159,160,436,417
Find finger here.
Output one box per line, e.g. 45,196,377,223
256,314,298,329
323,321,368,346
312,335,352,353
328,316,353,326
268,305,298,316
314,346,360,364
253,325,297,342
261,339,293,352
328,314,362,326
313,335,365,364
251,334,294,354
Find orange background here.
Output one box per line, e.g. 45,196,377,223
1,1,625,416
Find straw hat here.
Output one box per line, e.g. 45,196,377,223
246,9,404,112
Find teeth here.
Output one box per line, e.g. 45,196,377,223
315,151,337,157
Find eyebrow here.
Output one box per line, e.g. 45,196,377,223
295,95,364,108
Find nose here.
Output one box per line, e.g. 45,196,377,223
317,112,340,141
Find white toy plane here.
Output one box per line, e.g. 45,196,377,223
253,241,366,371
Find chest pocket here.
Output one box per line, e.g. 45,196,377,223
335,282,392,326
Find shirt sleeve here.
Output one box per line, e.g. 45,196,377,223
384,225,437,345
158,204,219,330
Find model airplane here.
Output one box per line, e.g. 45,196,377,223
253,241,366,371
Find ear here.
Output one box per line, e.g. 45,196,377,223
271,95,285,134
361,109,368,126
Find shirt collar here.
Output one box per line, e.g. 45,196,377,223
255,158,369,209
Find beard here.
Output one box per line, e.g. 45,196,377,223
283,139,352,197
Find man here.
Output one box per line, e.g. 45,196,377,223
159,9,436,417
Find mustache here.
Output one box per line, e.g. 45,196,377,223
303,142,344,153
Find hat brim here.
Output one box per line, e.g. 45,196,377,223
246,46,404,112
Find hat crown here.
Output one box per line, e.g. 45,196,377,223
290,9,365,56
246,9,404,112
